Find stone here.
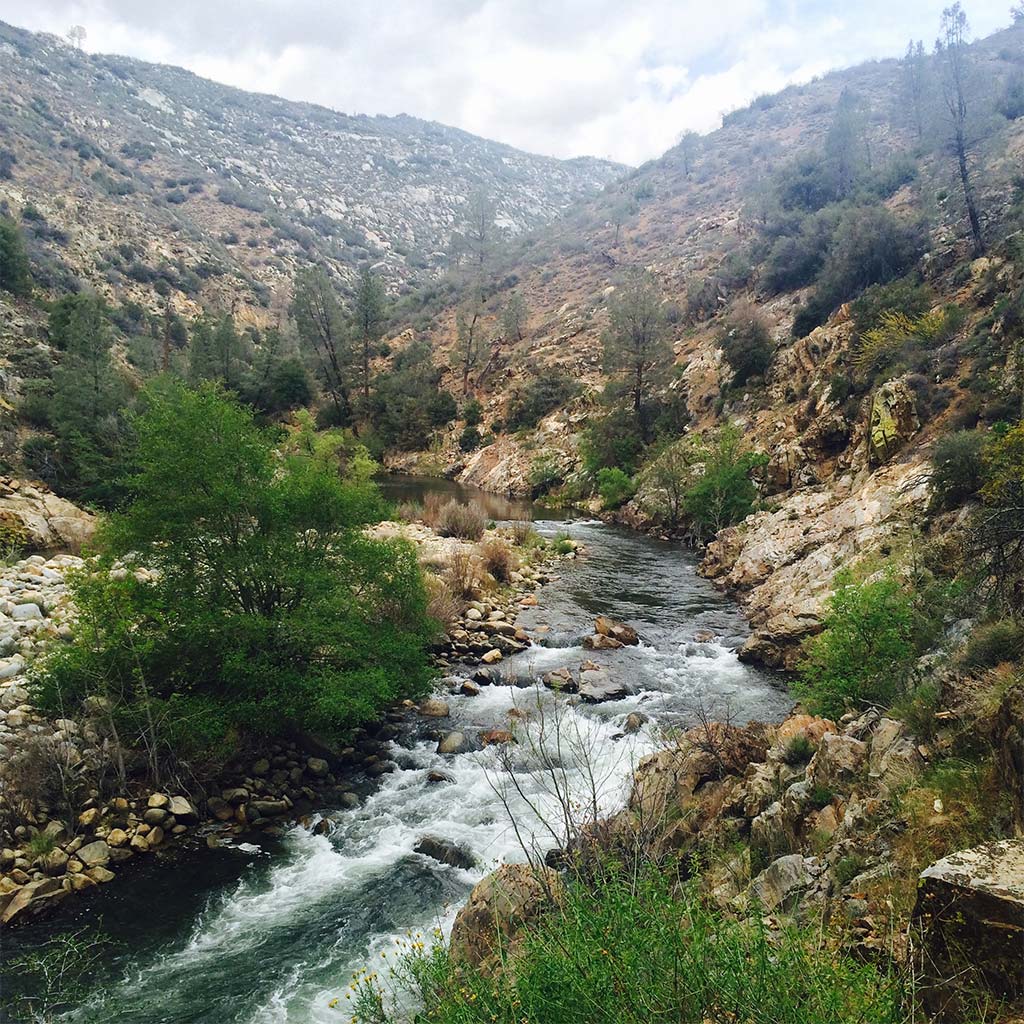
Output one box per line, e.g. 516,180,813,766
147,792,170,809
807,732,867,792
168,796,199,824
594,616,640,645
207,797,235,822
418,698,450,718
868,717,922,791
252,758,270,776
75,840,111,868
542,668,577,693
583,633,623,650
465,607,482,621
426,770,454,784
578,667,628,703
481,649,503,664
87,866,115,883
749,854,822,913
339,792,360,810
251,799,289,817
221,787,249,805
39,848,69,876
68,872,96,892
77,807,101,829
623,712,647,735
11,603,42,621
143,808,167,826
913,840,1024,1020
1,877,61,924
449,864,563,968
868,378,919,465
459,681,481,697
306,756,330,778
130,834,150,853
148,827,165,846
414,836,476,870
106,828,129,848
437,731,466,754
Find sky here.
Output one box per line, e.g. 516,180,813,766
0,0,1015,165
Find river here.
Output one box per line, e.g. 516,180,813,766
2,479,791,1023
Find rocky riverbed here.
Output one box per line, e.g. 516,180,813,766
0,519,581,927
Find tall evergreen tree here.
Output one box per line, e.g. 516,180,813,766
353,268,387,400
0,216,31,296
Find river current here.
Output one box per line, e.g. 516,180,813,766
3,480,791,1023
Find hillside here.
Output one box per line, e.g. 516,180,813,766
0,18,622,317
395,19,1024,665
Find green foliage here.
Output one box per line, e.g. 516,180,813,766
635,437,703,529
36,382,433,768
931,429,987,508
684,424,767,542
241,352,313,416
459,424,481,452
505,376,578,431
529,453,564,497
595,467,635,509
961,619,1024,670
462,398,483,427
361,339,455,452
850,280,933,339
354,863,911,1024
720,307,773,387
782,735,816,766
0,216,31,296
795,569,918,718
188,313,243,388
580,405,645,476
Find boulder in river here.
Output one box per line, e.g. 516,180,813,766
419,698,450,718
414,836,476,869
584,633,623,650
913,839,1024,1020
594,616,640,646
437,731,466,754
480,729,515,747
542,667,577,693
578,666,628,703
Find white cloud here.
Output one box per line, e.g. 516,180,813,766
1,0,1014,163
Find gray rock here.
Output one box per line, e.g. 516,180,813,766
414,836,476,870
578,667,628,703
437,731,466,754
11,604,42,621
306,756,329,778
76,840,111,868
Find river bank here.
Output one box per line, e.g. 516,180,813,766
2,483,791,1023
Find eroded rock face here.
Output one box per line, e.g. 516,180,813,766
701,459,930,669
449,863,562,969
0,479,95,552
913,839,1024,1020
868,380,919,466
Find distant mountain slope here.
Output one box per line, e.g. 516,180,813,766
0,19,623,317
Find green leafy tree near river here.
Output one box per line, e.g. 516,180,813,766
36,381,435,776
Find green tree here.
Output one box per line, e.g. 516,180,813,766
602,272,670,433
38,382,434,771
292,268,355,425
501,292,527,342
0,216,30,296
795,570,918,717
636,436,704,529
353,268,388,400
684,424,766,542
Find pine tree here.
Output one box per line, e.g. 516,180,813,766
0,216,30,296
353,268,387,400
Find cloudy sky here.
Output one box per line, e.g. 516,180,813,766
1,0,1014,164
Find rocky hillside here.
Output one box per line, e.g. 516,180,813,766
400,20,1024,666
0,19,622,319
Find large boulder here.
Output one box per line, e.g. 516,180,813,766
912,840,1024,1020
0,478,96,552
748,854,824,913
807,732,867,792
578,666,628,703
868,379,919,465
594,617,640,646
414,836,475,870
449,863,562,969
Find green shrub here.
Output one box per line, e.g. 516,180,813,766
354,862,912,1024
782,735,816,766
721,307,774,386
0,216,31,296
834,854,867,886
505,376,578,431
961,619,1024,670
35,382,433,769
795,569,918,718
529,454,564,497
459,425,481,452
596,467,635,508
462,398,482,427
931,429,987,508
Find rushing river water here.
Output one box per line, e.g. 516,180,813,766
3,479,792,1024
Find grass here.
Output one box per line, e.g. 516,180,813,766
27,833,58,859
350,861,914,1024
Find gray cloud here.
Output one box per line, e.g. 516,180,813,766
1,0,1013,163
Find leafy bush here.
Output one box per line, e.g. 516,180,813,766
596,467,635,509
998,73,1024,120
961,619,1024,670
931,429,987,508
795,569,918,718
462,398,482,427
435,500,486,541
580,406,645,476
684,424,767,542
721,306,773,386
459,424,481,452
35,382,433,768
505,376,578,431
354,862,912,1024
782,735,816,766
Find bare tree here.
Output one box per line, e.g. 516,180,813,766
936,3,984,256
456,293,483,395
902,40,929,142
67,25,86,49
